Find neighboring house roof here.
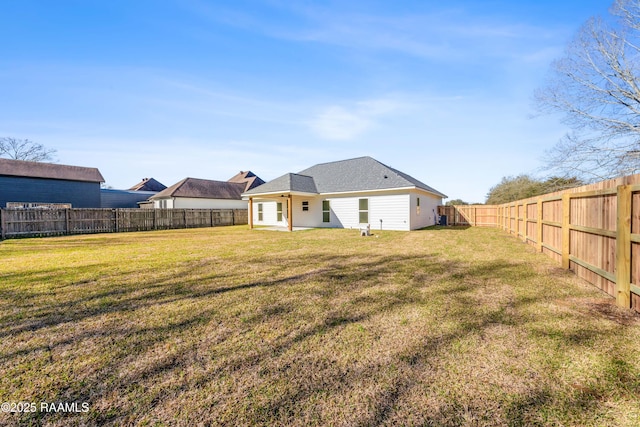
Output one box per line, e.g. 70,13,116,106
244,156,447,198
128,178,167,192
149,177,247,200
227,171,266,192
0,158,104,183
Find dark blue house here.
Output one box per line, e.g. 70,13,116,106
0,158,104,208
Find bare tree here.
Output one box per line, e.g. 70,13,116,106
535,0,640,180
0,137,57,162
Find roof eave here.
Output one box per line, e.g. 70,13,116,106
317,186,446,198
243,187,446,199
242,190,319,199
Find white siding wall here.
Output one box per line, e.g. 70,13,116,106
251,191,442,231
252,200,289,226
173,197,247,209
369,193,411,231
291,197,323,227
409,192,442,229
327,194,410,230
152,198,174,209
312,192,412,231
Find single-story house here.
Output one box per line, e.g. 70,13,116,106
242,156,447,231
146,171,264,209
0,158,104,208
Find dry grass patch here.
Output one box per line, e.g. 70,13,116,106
0,226,639,426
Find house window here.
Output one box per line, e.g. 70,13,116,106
258,203,263,221
359,198,368,224
322,200,330,223
302,201,309,211
277,202,283,222
417,197,421,215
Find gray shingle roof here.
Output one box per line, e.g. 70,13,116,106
0,158,104,183
150,178,246,200
243,173,317,195
244,156,446,198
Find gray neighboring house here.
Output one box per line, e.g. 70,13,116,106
100,189,160,209
100,178,167,208
0,158,104,208
243,156,447,231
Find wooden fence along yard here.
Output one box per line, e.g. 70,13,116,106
442,173,640,313
437,205,497,226
0,208,248,240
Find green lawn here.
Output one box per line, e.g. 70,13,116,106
0,226,639,426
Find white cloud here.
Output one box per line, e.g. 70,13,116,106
310,106,371,140
184,2,566,63
309,98,407,141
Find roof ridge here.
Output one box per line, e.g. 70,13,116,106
301,156,372,169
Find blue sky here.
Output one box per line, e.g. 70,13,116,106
0,0,611,202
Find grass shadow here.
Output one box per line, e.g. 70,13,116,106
1,227,639,426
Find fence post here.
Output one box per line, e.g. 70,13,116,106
113,209,119,233
0,208,5,240
506,204,510,234
504,206,507,232
506,204,510,232
616,185,632,309
523,202,528,243
562,193,571,270
65,209,71,235
536,199,543,253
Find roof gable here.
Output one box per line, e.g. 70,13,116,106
242,173,317,195
227,170,266,191
0,158,104,183
128,178,167,192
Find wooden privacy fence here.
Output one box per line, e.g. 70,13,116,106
437,205,497,226
0,208,248,240
442,173,640,313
